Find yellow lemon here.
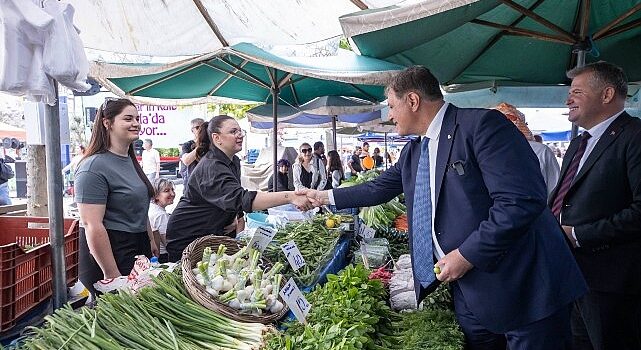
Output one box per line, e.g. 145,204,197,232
325,219,336,229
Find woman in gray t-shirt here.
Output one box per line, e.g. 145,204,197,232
74,98,156,296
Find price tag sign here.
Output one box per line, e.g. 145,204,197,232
247,226,277,253
281,240,306,271
340,222,351,231
280,277,311,324
358,222,376,239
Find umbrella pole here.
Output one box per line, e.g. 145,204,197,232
332,115,337,151
571,51,587,138
272,88,279,192
44,81,67,309
384,132,388,168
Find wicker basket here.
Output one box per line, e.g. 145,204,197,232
181,235,289,324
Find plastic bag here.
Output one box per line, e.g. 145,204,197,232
42,0,90,92
0,0,55,102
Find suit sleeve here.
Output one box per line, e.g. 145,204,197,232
333,150,405,209
575,127,641,247
458,110,549,272
542,146,560,199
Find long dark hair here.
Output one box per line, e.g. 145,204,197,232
327,150,344,178
194,121,210,162
83,98,154,198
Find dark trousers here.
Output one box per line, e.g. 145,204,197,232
452,283,572,350
571,290,641,350
79,227,151,296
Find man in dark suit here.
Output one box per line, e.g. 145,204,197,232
550,61,641,350
300,66,587,350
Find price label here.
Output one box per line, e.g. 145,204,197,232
247,226,277,253
281,240,306,271
340,222,351,231
358,222,376,239
280,277,311,324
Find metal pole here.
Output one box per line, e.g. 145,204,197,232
44,81,67,309
571,50,587,138
332,116,337,151
384,132,388,169
272,88,279,192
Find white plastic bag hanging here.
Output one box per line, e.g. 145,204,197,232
0,0,54,100
42,0,90,92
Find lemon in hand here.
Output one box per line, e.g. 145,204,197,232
433,265,441,274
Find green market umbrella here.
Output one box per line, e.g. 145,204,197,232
340,0,641,135
92,42,404,190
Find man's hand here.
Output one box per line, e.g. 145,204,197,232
434,249,473,283
562,225,578,248
150,240,160,257
296,188,329,207
290,192,313,211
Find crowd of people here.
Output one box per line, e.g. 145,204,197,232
71,61,639,350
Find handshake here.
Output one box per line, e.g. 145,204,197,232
290,188,330,212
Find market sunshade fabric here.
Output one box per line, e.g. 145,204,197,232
68,0,396,57
96,43,404,105
249,110,383,132
340,0,641,89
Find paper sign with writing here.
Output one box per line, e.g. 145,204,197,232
280,277,311,324
247,226,277,253
281,240,306,271
358,222,376,239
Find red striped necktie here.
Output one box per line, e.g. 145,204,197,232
551,131,591,217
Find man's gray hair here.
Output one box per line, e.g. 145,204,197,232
567,61,628,99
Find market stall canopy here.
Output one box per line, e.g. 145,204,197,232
356,131,413,143
92,42,405,105
300,96,383,115
336,120,397,135
249,109,383,132
444,84,641,112
340,0,641,90
68,0,425,57
0,122,26,141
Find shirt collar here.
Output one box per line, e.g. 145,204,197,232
424,102,449,141
209,145,237,166
586,109,624,140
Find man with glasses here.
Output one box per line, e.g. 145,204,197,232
179,118,205,185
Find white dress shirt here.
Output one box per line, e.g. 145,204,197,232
576,110,624,174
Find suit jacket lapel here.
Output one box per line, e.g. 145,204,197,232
571,113,629,187
435,105,458,209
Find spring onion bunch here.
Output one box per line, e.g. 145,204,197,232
193,245,285,315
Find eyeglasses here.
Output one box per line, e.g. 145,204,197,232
100,97,119,111
227,128,246,137
300,148,313,153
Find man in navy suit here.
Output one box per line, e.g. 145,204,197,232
551,62,641,350
300,66,587,350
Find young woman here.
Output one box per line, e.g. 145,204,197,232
327,150,344,189
166,115,311,262
149,178,176,263
292,142,326,191
74,98,157,296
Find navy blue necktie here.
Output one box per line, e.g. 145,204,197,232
412,137,436,288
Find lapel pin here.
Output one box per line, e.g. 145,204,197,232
447,134,452,140
610,131,616,136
